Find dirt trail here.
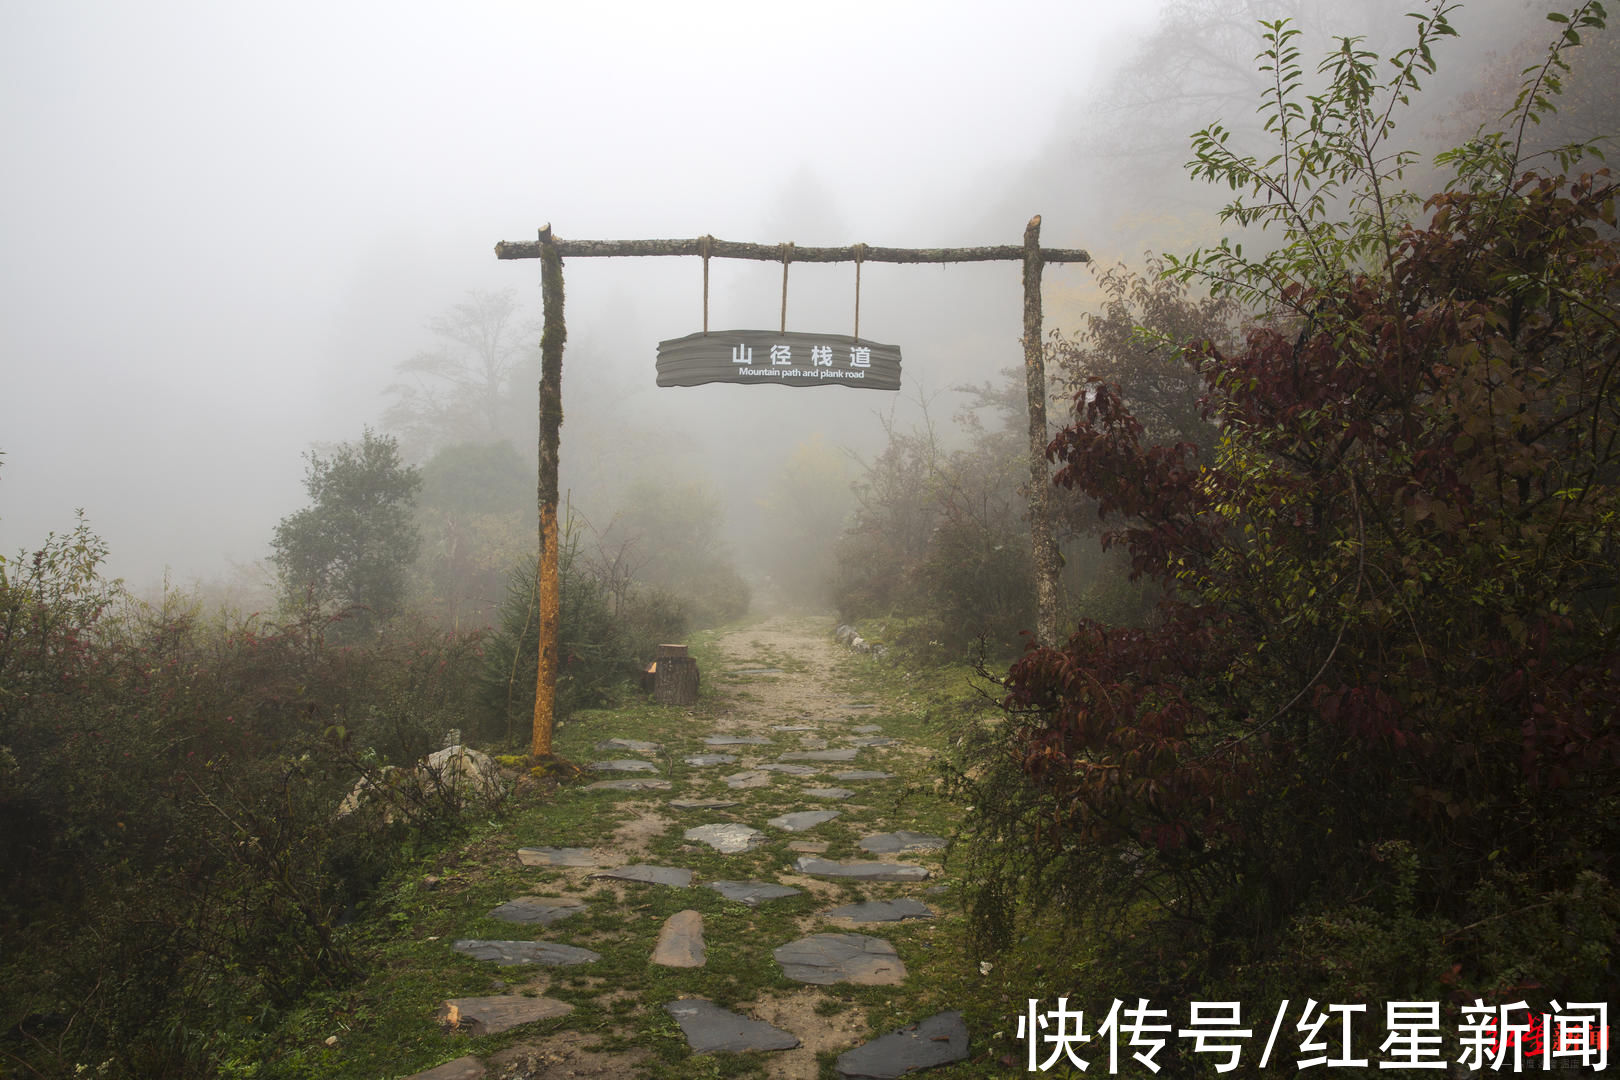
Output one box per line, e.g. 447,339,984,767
402,614,971,1080
707,616,862,727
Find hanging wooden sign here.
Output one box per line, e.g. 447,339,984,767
656,330,901,390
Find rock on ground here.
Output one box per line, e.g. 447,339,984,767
588,864,693,887
663,998,800,1053
516,846,594,867
451,940,600,966
685,823,766,853
487,897,586,925
706,880,802,906
339,745,503,818
437,994,572,1036
670,798,740,810
598,738,660,753
650,910,706,967
794,856,930,882
400,1055,484,1080
836,1010,969,1078
769,810,841,831
859,831,948,854
584,778,672,791
589,759,659,772
822,899,934,923
773,933,908,986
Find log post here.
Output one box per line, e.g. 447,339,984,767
653,644,699,705
1023,215,1062,647
531,226,566,758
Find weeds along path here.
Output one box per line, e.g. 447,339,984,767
360,613,996,1080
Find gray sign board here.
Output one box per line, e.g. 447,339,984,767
656,330,901,390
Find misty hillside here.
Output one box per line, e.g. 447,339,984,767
3,0,1617,1076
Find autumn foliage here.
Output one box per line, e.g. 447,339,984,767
960,4,1620,1007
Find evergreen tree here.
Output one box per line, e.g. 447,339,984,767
271,428,422,636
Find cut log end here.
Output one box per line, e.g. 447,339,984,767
654,655,700,705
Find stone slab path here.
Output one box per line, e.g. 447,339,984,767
487,897,585,925
649,910,705,967
663,998,800,1053
450,940,601,966
773,933,909,986
438,995,573,1036
401,615,974,1080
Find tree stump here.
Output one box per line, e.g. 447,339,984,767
653,645,699,705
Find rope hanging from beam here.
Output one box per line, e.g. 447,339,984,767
853,242,866,342
699,234,712,335
779,242,793,334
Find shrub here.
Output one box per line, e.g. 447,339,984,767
834,389,1037,661
952,1,1620,1014
475,520,688,745
1,523,487,1078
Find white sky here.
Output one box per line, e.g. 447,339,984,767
0,0,1186,587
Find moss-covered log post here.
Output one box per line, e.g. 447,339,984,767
532,225,566,757
1023,215,1062,646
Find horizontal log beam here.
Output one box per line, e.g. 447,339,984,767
495,235,1090,265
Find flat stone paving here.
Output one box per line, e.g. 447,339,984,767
836,1010,969,1078
859,831,948,854
684,823,766,853
583,778,672,791
428,628,972,1077
516,846,594,867
769,810,841,831
438,994,572,1036
795,856,930,882
823,898,935,922
669,797,740,810
650,910,705,967
705,880,802,906
597,738,661,753
663,998,800,1053
451,940,601,966
774,933,908,985
758,762,818,775
587,864,693,887
402,1056,484,1080
487,896,586,925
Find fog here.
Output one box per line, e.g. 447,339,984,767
0,0,1556,596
